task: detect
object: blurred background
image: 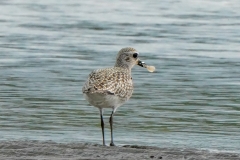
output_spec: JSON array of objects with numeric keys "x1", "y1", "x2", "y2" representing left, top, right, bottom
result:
[{"x1": 0, "y1": 0, "x2": 240, "y2": 152}]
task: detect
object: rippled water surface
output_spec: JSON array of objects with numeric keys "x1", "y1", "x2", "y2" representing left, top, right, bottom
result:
[{"x1": 0, "y1": 0, "x2": 240, "y2": 152}]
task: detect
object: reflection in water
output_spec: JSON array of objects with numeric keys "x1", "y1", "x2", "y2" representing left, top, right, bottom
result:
[{"x1": 0, "y1": 0, "x2": 240, "y2": 152}]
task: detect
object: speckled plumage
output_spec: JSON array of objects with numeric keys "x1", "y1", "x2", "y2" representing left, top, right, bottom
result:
[
  {"x1": 82, "y1": 47, "x2": 138, "y2": 112},
  {"x1": 82, "y1": 47, "x2": 141, "y2": 146},
  {"x1": 82, "y1": 67, "x2": 133, "y2": 112},
  {"x1": 82, "y1": 67, "x2": 133, "y2": 99}
]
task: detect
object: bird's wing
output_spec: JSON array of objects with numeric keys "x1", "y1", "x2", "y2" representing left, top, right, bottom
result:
[{"x1": 82, "y1": 67, "x2": 133, "y2": 98}]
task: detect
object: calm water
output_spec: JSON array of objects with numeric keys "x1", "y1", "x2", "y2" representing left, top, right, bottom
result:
[{"x1": 0, "y1": 0, "x2": 240, "y2": 152}]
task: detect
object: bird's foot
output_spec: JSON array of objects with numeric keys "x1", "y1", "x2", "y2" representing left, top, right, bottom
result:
[{"x1": 110, "y1": 142, "x2": 115, "y2": 146}]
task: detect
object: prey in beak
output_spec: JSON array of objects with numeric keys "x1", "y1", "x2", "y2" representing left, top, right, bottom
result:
[{"x1": 137, "y1": 60, "x2": 155, "y2": 72}]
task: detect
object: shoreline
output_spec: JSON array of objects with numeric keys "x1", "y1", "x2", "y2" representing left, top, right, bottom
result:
[{"x1": 0, "y1": 141, "x2": 240, "y2": 160}]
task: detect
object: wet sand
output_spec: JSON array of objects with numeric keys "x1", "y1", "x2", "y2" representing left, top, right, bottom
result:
[{"x1": 0, "y1": 141, "x2": 239, "y2": 160}]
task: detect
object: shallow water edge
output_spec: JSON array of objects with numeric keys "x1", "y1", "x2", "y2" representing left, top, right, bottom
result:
[{"x1": 0, "y1": 141, "x2": 239, "y2": 160}]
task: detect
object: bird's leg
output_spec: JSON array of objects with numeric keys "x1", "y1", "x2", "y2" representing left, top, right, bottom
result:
[
  {"x1": 109, "y1": 111, "x2": 115, "y2": 146},
  {"x1": 100, "y1": 109, "x2": 106, "y2": 146}
]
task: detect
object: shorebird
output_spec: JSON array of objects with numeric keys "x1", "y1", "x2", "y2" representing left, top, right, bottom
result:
[{"x1": 82, "y1": 47, "x2": 155, "y2": 146}]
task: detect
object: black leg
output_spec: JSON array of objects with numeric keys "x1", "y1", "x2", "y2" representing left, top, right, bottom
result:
[
  {"x1": 109, "y1": 111, "x2": 115, "y2": 146},
  {"x1": 100, "y1": 109, "x2": 106, "y2": 146}
]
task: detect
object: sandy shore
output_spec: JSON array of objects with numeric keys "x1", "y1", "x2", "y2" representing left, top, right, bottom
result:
[{"x1": 0, "y1": 141, "x2": 239, "y2": 160}]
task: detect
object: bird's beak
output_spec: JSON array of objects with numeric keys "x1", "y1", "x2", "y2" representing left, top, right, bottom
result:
[{"x1": 137, "y1": 60, "x2": 147, "y2": 68}]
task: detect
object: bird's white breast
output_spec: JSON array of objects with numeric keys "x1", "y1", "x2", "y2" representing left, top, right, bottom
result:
[{"x1": 84, "y1": 92, "x2": 127, "y2": 110}]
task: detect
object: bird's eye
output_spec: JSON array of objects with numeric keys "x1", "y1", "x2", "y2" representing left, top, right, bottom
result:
[{"x1": 133, "y1": 53, "x2": 138, "y2": 58}]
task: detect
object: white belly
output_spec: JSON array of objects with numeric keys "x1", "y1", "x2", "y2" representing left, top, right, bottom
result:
[{"x1": 84, "y1": 93, "x2": 128, "y2": 111}]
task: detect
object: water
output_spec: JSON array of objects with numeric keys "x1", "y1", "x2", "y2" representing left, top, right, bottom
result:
[{"x1": 0, "y1": 0, "x2": 240, "y2": 153}]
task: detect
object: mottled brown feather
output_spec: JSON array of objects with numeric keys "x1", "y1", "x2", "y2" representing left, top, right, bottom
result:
[{"x1": 82, "y1": 67, "x2": 133, "y2": 99}]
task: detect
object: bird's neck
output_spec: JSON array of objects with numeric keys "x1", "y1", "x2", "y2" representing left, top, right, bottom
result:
[{"x1": 114, "y1": 62, "x2": 132, "y2": 73}]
